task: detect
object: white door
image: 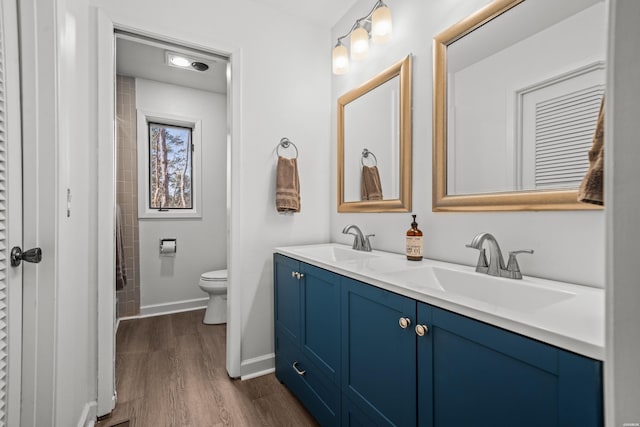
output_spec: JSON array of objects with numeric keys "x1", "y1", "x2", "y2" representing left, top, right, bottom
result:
[{"x1": 1, "y1": 0, "x2": 27, "y2": 425}]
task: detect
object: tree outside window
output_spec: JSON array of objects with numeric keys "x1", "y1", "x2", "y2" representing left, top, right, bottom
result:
[{"x1": 149, "y1": 123, "x2": 193, "y2": 209}]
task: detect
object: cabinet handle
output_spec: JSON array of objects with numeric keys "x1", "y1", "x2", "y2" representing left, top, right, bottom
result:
[
  {"x1": 415, "y1": 324, "x2": 429, "y2": 337},
  {"x1": 298, "y1": 273, "x2": 304, "y2": 279},
  {"x1": 292, "y1": 361, "x2": 306, "y2": 376},
  {"x1": 398, "y1": 317, "x2": 411, "y2": 329},
  {"x1": 291, "y1": 271, "x2": 297, "y2": 278}
]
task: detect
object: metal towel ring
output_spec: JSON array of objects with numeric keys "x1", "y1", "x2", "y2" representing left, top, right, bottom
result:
[
  {"x1": 277, "y1": 137, "x2": 299, "y2": 159},
  {"x1": 361, "y1": 148, "x2": 378, "y2": 167}
]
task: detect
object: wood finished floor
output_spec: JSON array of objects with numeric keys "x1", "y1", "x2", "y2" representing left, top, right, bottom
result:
[{"x1": 97, "y1": 310, "x2": 319, "y2": 427}]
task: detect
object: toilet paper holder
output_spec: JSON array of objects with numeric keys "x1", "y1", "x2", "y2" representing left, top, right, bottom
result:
[{"x1": 160, "y1": 238, "x2": 177, "y2": 256}]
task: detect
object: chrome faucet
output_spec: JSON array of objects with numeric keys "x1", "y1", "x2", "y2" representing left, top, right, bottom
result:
[
  {"x1": 465, "y1": 232, "x2": 533, "y2": 279},
  {"x1": 342, "y1": 225, "x2": 375, "y2": 252}
]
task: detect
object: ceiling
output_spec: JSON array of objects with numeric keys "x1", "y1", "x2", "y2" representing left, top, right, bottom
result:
[
  {"x1": 115, "y1": 1, "x2": 359, "y2": 92},
  {"x1": 116, "y1": 36, "x2": 229, "y2": 94},
  {"x1": 255, "y1": 0, "x2": 358, "y2": 27}
]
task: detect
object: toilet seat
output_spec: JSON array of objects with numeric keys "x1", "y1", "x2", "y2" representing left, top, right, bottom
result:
[{"x1": 200, "y1": 269, "x2": 227, "y2": 282}]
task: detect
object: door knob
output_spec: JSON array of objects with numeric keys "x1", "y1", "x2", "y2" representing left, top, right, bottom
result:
[
  {"x1": 415, "y1": 324, "x2": 429, "y2": 337},
  {"x1": 398, "y1": 317, "x2": 411, "y2": 329},
  {"x1": 10, "y1": 246, "x2": 43, "y2": 267}
]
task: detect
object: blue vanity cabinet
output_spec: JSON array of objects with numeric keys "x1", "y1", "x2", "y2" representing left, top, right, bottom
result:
[
  {"x1": 416, "y1": 303, "x2": 603, "y2": 427},
  {"x1": 341, "y1": 277, "x2": 417, "y2": 426},
  {"x1": 274, "y1": 253, "x2": 603, "y2": 427},
  {"x1": 299, "y1": 261, "x2": 342, "y2": 382},
  {"x1": 274, "y1": 254, "x2": 301, "y2": 343},
  {"x1": 273, "y1": 254, "x2": 341, "y2": 425}
]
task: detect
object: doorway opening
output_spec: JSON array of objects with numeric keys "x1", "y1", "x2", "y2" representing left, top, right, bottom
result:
[
  {"x1": 113, "y1": 31, "x2": 229, "y2": 319},
  {"x1": 97, "y1": 24, "x2": 238, "y2": 417}
]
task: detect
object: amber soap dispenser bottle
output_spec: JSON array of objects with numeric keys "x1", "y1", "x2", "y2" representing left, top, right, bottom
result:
[{"x1": 406, "y1": 215, "x2": 423, "y2": 261}]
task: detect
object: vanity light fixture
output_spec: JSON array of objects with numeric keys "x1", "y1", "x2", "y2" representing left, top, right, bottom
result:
[
  {"x1": 332, "y1": 42, "x2": 350, "y2": 75},
  {"x1": 350, "y1": 24, "x2": 370, "y2": 60},
  {"x1": 371, "y1": 3, "x2": 392, "y2": 43},
  {"x1": 332, "y1": 0, "x2": 393, "y2": 75}
]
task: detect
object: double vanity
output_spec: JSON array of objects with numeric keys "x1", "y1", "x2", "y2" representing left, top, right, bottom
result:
[
  {"x1": 309, "y1": 0, "x2": 606, "y2": 422},
  {"x1": 273, "y1": 243, "x2": 604, "y2": 426}
]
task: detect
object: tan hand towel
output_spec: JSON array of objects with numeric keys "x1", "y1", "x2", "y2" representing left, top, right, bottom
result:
[
  {"x1": 578, "y1": 96, "x2": 605, "y2": 206},
  {"x1": 276, "y1": 156, "x2": 301, "y2": 213},
  {"x1": 361, "y1": 165, "x2": 383, "y2": 201}
]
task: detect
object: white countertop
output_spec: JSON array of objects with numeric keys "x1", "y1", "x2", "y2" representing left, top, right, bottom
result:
[{"x1": 275, "y1": 243, "x2": 605, "y2": 361}]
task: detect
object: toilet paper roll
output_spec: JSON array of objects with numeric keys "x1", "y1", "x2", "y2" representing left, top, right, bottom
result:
[{"x1": 160, "y1": 239, "x2": 177, "y2": 256}]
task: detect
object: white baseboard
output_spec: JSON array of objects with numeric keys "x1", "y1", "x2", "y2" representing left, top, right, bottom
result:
[
  {"x1": 240, "y1": 353, "x2": 275, "y2": 380},
  {"x1": 137, "y1": 297, "x2": 208, "y2": 318},
  {"x1": 77, "y1": 401, "x2": 97, "y2": 427},
  {"x1": 241, "y1": 367, "x2": 275, "y2": 380}
]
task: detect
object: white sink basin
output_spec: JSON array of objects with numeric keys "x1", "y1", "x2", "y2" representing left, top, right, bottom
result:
[
  {"x1": 433, "y1": 267, "x2": 576, "y2": 311},
  {"x1": 292, "y1": 244, "x2": 380, "y2": 263},
  {"x1": 383, "y1": 266, "x2": 575, "y2": 312}
]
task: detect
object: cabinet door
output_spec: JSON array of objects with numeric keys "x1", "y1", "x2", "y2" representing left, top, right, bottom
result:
[
  {"x1": 274, "y1": 254, "x2": 300, "y2": 343},
  {"x1": 417, "y1": 303, "x2": 603, "y2": 427},
  {"x1": 300, "y1": 263, "x2": 341, "y2": 383},
  {"x1": 342, "y1": 277, "x2": 417, "y2": 426}
]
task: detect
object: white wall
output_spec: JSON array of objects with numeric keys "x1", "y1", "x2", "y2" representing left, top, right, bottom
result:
[
  {"x1": 56, "y1": 0, "x2": 99, "y2": 422},
  {"x1": 92, "y1": 0, "x2": 332, "y2": 377},
  {"x1": 18, "y1": 0, "x2": 99, "y2": 424},
  {"x1": 331, "y1": 0, "x2": 605, "y2": 289},
  {"x1": 135, "y1": 78, "x2": 227, "y2": 312}
]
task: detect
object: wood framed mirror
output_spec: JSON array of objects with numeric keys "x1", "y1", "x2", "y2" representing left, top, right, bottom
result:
[
  {"x1": 338, "y1": 55, "x2": 412, "y2": 213},
  {"x1": 433, "y1": 0, "x2": 605, "y2": 211}
]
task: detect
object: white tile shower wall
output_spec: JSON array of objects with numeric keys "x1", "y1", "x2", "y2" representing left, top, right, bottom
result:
[
  {"x1": 330, "y1": 0, "x2": 605, "y2": 288},
  {"x1": 135, "y1": 78, "x2": 227, "y2": 310}
]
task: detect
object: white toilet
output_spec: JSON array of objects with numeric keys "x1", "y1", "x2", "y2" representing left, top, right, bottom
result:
[{"x1": 198, "y1": 269, "x2": 227, "y2": 324}]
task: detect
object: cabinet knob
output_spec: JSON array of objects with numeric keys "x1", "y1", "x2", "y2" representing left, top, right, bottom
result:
[
  {"x1": 398, "y1": 317, "x2": 411, "y2": 329},
  {"x1": 292, "y1": 361, "x2": 306, "y2": 376},
  {"x1": 291, "y1": 271, "x2": 297, "y2": 278},
  {"x1": 298, "y1": 273, "x2": 304, "y2": 279},
  {"x1": 415, "y1": 324, "x2": 429, "y2": 337}
]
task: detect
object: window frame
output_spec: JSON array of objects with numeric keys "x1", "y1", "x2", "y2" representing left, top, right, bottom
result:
[
  {"x1": 137, "y1": 109, "x2": 202, "y2": 218},
  {"x1": 147, "y1": 121, "x2": 194, "y2": 210}
]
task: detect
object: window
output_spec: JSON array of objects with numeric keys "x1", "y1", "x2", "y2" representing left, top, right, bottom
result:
[
  {"x1": 148, "y1": 122, "x2": 193, "y2": 209},
  {"x1": 137, "y1": 110, "x2": 202, "y2": 218}
]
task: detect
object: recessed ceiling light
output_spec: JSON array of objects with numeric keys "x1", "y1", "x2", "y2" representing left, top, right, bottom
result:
[
  {"x1": 166, "y1": 51, "x2": 213, "y2": 72},
  {"x1": 169, "y1": 55, "x2": 191, "y2": 67}
]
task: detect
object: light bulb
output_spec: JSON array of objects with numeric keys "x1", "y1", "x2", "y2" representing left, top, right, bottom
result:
[
  {"x1": 372, "y1": 5, "x2": 392, "y2": 44},
  {"x1": 332, "y1": 44, "x2": 349, "y2": 75},
  {"x1": 169, "y1": 55, "x2": 191, "y2": 67},
  {"x1": 350, "y1": 26, "x2": 369, "y2": 60}
]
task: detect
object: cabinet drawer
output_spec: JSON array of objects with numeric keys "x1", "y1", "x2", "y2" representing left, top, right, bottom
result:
[{"x1": 276, "y1": 332, "x2": 340, "y2": 426}]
